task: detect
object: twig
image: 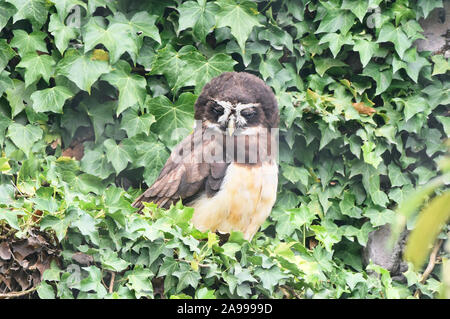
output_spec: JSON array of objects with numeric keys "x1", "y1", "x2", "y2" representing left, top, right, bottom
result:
[
  {"x1": 109, "y1": 272, "x2": 116, "y2": 294},
  {"x1": 414, "y1": 239, "x2": 443, "y2": 298},
  {"x1": 0, "y1": 287, "x2": 37, "y2": 299}
]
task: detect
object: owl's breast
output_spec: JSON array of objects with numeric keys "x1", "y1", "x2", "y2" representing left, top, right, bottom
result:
[{"x1": 190, "y1": 161, "x2": 278, "y2": 240}]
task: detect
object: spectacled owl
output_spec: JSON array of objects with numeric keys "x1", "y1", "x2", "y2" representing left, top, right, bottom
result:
[{"x1": 132, "y1": 72, "x2": 279, "y2": 240}]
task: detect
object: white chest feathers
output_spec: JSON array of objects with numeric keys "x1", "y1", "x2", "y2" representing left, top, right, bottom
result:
[{"x1": 190, "y1": 162, "x2": 278, "y2": 240}]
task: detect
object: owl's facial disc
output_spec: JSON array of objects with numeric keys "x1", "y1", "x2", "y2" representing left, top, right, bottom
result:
[{"x1": 212, "y1": 99, "x2": 260, "y2": 135}]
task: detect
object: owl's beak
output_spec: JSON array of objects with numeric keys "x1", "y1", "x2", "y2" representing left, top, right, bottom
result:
[{"x1": 227, "y1": 119, "x2": 235, "y2": 136}]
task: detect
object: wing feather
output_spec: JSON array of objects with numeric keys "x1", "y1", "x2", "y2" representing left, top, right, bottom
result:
[{"x1": 132, "y1": 128, "x2": 229, "y2": 211}]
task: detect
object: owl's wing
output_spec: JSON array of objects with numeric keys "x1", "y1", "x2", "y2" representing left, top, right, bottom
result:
[{"x1": 132, "y1": 129, "x2": 228, "y2": 211}]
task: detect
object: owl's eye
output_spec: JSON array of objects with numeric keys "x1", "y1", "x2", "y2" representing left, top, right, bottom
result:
[
  {"x1": 211, "y1": 104, "x2": 224, "y2": 115},
  {"x1": 241, "y1": 108, "x2": 256, "y2": 119}
]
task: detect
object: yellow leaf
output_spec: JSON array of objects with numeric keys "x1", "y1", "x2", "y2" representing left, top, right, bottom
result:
[{"x1": 405, "y1": 191, "x2": 450, "y2": 269}]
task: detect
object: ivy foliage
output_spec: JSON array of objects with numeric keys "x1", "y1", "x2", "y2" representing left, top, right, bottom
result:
[{"x1": 0, "y1": 0, "x2": 449, "y2": 299}]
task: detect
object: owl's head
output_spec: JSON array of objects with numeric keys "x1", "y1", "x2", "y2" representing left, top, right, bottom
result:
[{"x1": 194, "y1": 72, "x2": 279, "y2": 135}]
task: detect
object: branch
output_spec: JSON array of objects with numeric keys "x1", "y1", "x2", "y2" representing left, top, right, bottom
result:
[{"x1": 0, "y1": 287, "x2": 37, "y2": 299}]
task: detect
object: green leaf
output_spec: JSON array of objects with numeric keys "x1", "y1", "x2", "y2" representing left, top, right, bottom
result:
[
  {"x1": 376, "y1": 23, "x2": 411, "y2": 59},
  {"x1": 37, "y1": 282, "x2": 55, "y2": 299},
  {"x1": 151, "y1": 44, "x2": 195, "y2": 88},
  {"x1": 5, "y1": 0, "x2": 48, "y2": 29},
  {"x1": 318, "y1": 32, "x2": 354, "y2": 58},
  {"x1": 341, "y1": 0, "x2": 369, "y2": 22},
  {"x1": 53, "y1": 0, "x2": 86, "y2": 21},
  {"x1": 5, "y1": 79, "x2": 36, "y2": 117},
  {"x1": 83, "y1": 16, "x2": 138, "y2": 64},
  {"x1": 80, "y1": 146, "x2": 114, "y2": 179},
  {"x1": 104, "y1": 139, "x2": 132, "y2": 174},
  {"x1": 102, "y1": 60, "x2": 147, "y2": 115},
  {"x1": 0, "y1": 2, "x2": 16, "y2": 32},
  {"x1": 128, "y1": 11, "x2": 161, "y2": 44},
  {"x1": 417, "y1": 0, "x2": 443, "y2": 18},
  {"x1": 147, "y1": 93, "x2": 195, "y2": 147},
  {"x1": 362, "y1": 62, "x2": 392, "y2": 95},
  {"x1": 353, "y1": 39, "x2": 379, "y2": 67},
  {"x1": 17, "y1": 53, "x2": 55, "y2": 87},
  {"x1": 173, "y1": 264, "x2": 201, "y2": 292},
  {"x1": 281, "y1": 163, "x2": 309, "y2": 186},
  {"x1": 57, "y1": 49, "x2": 111, "y2": 93},
  {"x1": 0, "y1": 39, "x2": 15, "y2": 72},
  {"x1": 7, "y1": 123, "x2": 43, "y2": 155},
  {"x1": 316, "y1": 9, "x2": 355, "y2": 36},
  {"x1": 216, "y1": 0, "x2": 261, "y2": 51},
  {"x1": 100, "y1": 250, "x2": 130, "y2": 272},
  {"x1": 30, "y1": 86, "x2": 73, "y2": 113},
  {"x1": 177, "y1": 0, "x2": 219, "y2": 42},
  {"x1": 48, "y1": 13, "x2": 79, "y2": 55},
  {"x1": 176, "y1": 51, "x2": 237, "y2": 93},
  {"x1": 120, "y1": 109, "x2": 155, "y2": 138},
  {"x1": 10, "y1": 30, "x2": 48, "y2": 57},
  {"x1": 431, "y1": 55, "x2": 449, "y2": 76},
  {"x1": 0, "y1": 208, "x2": 22, "y2": 230},
  {"x1": 313, "y1": 57, "x2": 347, "y2": 77},
  {"x1": 126, "y1": 266, "x2": 154, "y2": 298},
  {"x1": 362, "y1": 165, "x2": 389, "y2": 207}
]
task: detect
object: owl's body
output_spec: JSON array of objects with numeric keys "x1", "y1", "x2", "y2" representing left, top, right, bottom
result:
[
  {"x1": 132, "y1": 72, "x2": 279, "y2": 240},
  {"x1": 191, "y1": 161, "x2": 278, "y2": 239}
]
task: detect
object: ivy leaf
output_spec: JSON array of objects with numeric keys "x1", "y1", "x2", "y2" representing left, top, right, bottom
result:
[
  {"x1": 216, "y1": 0, "x2": 261, "y2": 52},
  {"x1": 431, "y1": 55, "x2": 449, "y2": 76},
  {"x1": 313, "y1": 57, "x2": 347, "y2": 77},
  {"x1": 104, "y1": 139, "x2": 132, "y2": 174},
  {"x1": 177, "y1": 0, "x2": 219, "y2": 42},
  {"x1": 417, "y1": 0, "x2": 443, "y2": 18},
  {"x1": 80, "y1": 98, "x2": 115, "y2": 141},
  {"x1": 102, "y1": 60, "x2": 147, "y2": 115},
  {"x1": 126, "y1": 266, "x2": 154, "y2": 298},
  {"x1": 17, "y1": 53, "x2": 55, "y2": 87},
  {"x1": 120, "y1": 109, "x2": 155, "y2": 138},
  {"x1": 5, "y1": 0, "x2": 48, "y2": 29},
  {"x1": 5, "y1": 79, "x2": 35, "y2": 118},
  {"x1": 147, "y1": 93, "x2": 195, "y2": 147},
  {"x1": 7, "y1": 123, "x2": 43, "y2": 155},
  {"x1": 0, "y1": 2, "x2": 16, "y2": 32},
  {"x1": 150, "y1": 44, "x2": 194, "y2": 88},
  {"x1": 10, "y1": 30, "x2": 48, "y2": 57},
  {"x1": 173, "y1": 264, "x2": 201, "y2": 293},
  {"x1": 57, "y1": 49, "x2": 111, "y2": 93},
  {"x1": 53, "y1": 0, "x2": 86, "y2": 21},
  {"x1": 341, "y1": 0, "x2": 369, "y2": 22},
  {"x1": 80, "y1": 146, "x2": 114, "y2": 179},
  {"x1": 280, "y1": 163, "x2": 309, "y2": 186},
  {"x1": 128, "y1": 134, "x2": 169, "y2": 185},
  {"x1": 362, "y1": 165, "x2": 389, "y2": 207},
  {"x1": 353, "y1": 39, "x2": 379, "y2": 67},
  {"x1": 48, "y1": 13, "x2": 79, "y2": 55},
  {"x1": 83, "y1": 17, "x2": 138, "y2": 64},
  {"x1": 0, "y1": 39, "x2": 15, "y2": 72},
  {"x1": 176, "y1": 52, "x2": 237, "y2": 93},
  {"x1": 319, "y1": 32, "x2": 354, "y2": 58},
  {"x1": 30, "y1": 86, "x2": 74, "y2": 113},
  {"x1": 376, "y1": 23, "x2": 411, "y2": 59},
  {"x1": 128, "y1": 11, "x2": 161, "y2": 44},
  {"x1": 388, "y1": 164, "x2": 410, "y2": 187},
  {"x1": 362, "y1": 62, "x2": 392, "y2": 95},
  {"x1": 316, "y1": 9, "x2": 355, "y2": 36}
]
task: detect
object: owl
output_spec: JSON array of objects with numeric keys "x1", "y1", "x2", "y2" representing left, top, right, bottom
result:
[{"x1": 132, "y1": 72, "x2": 279, "y2": 240}]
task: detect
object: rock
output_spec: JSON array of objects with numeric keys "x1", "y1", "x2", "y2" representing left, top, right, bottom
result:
[
  {"x1": 362, "y1": 224, "x2": 409, "y2": 281},
  {"x1": 415, "y1": 2, "x2": 450, "y2": 57}
]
